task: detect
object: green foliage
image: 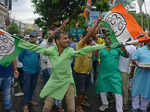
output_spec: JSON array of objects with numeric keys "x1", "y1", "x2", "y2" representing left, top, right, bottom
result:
[
  {"x1": 69, "y1": 13, "x2": 86, "y2": 29},
  {"x1": 24, "y1": 29, "x2": 35, "y2": 35},
  {"x1": 95, "y1": 0, "x2": 110, "y2": 12},
  {"x1": 64, "y1": 0, "x2": 110, "y2": 29},
  {"x1": 7, "y1": 22, "x2": 20, "y2": 35},
  {"x1": 32, "y1": 0, "x2": 110, "y2": 31},
  {"x1": 51, "y1": 0, "x2": 59, "y2": 4},
  {"x1": 32, "y1": 0, "x2": 85, "y2": 29}
]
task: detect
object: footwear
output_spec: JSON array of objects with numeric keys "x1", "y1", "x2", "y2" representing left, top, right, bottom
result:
[
  {"x1": 81, "y1": 99, "x2": 90, "y2": 108},
  {"x1": 77, "y1": 106, "x2": 84, "y2": 112},
  {"x1": 15, "y1": 92, "x2": 24, "y2": 96},
  {"x1": 24, "y1": 106, "x2": 29, "y2": 112},
  {"x1": 98, "y1": 104, "x2": 108, "y2": 111}
]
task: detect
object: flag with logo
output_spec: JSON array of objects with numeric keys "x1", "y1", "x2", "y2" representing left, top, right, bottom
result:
[
  {"x1": 104, "y1": 3, "x2": 150, "y2": 43},
  {"x1": 0, "y1": 29, "x2": 22, "y2": 67}
]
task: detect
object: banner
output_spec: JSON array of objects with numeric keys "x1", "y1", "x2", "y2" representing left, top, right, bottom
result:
[
  {"x1": 104, "y1": 3, "x2": 150, "y2": 43},
  {"x1": 70, "y1": 28, "x2": 85, "y2": 42},
  {"x1": 90, "y1": 11, "x2": 100, "y2": 24}
]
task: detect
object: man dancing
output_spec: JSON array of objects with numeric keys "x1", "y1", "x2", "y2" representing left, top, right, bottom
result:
[{"x1": 18, "y1": 17, "x2": 105, "y2": 112}]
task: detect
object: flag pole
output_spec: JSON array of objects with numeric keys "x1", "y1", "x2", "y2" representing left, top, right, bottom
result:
[
  {"x1": 137, "y1": 0, "x2": 144, "y2": 29},
  {"x1": 141, "y1": 10, "x2": 144, "y2": 29},
  {"x1": 144, "y1": 1, "x2": 149, "y2": 30}
]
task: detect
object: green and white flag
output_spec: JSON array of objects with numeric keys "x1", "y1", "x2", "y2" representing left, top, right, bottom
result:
[{"x1": 0, "y1": 29, "x2": 22, "y2": 67}]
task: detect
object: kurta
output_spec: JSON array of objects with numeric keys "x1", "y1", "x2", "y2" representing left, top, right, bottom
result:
[
  {"x1": 96, "y1": 48, "x2": 125, "y2": 94},
  {"x1": 132, "y1": 46, "x2": 150, "y2": 99},
  {"x1": 18, "y1": 39, "x2": 105, "y2": 100}
]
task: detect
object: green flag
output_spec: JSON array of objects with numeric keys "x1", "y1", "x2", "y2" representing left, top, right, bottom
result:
[
  {"x1": 0, "y1": 29, "x2": 22, "y2": 67},
  {"x1": 99, "y1": 21, "x2": 123, "y2": 48}
]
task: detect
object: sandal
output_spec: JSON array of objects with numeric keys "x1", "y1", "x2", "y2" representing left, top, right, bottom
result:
[
  {"x1": 81, "y1": 99, "x2": 90, "y2": 108},
  {"x1": 98, "y1": 104, "x2": 108, "y2": 111}
]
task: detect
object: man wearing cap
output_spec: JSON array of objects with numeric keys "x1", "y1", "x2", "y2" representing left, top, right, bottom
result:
[{"x1": 18, "y1": 32, "x2": 40, "y2": 112}]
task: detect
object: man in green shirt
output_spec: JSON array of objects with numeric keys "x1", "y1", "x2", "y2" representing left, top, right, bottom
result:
[
  {"x1": 18, "y1": 17, "x2": 104, "y2": 112},
  {"x1": 96, "y1": 38, "x2": 128, "y2": 112}
]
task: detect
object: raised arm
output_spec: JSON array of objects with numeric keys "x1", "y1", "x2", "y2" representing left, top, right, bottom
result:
[
  {"x1": 56, "y1": 18, "x2": 69, "y2": 32},
  {"x1": 82, "y1": 16, "x2": 102, "y2": 43},
  {"x1": 50, "y1": 18, "x2": 70, "y2": 37},
  {"x1": 73, "y1": 44, "x2": 105, "y2": 57}
]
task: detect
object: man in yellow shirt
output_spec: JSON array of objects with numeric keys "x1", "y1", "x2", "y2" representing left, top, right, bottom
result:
[{"x1": 74, "y1": 25, "x2": 99, "y2": 112}]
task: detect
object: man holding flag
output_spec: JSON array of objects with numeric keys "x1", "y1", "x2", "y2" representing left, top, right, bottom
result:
[{"x1": 96, "y1": 1, "x2": 150, "y2": 112}]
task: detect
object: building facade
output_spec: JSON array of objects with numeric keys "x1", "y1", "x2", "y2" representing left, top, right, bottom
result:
[{"x1": 0, "y1": 0, "x2": 12, "y2": 29}]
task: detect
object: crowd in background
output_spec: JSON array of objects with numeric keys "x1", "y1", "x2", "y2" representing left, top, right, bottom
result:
[{"x1": 0, "y1": 18, "x2": 150, "y2": 112}]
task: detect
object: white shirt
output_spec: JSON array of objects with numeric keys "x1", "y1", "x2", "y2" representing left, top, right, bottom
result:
[
  {"x1": 40, "y1": 39, "x2": 55, "y2": 70},
  {"x1": 119, "y1": 45, "x2": 136, "y2": 73}
]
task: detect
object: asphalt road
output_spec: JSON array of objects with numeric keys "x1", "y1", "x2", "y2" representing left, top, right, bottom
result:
[{"x1": 0, "y1": 76, "x2": 150, "y2": 112}]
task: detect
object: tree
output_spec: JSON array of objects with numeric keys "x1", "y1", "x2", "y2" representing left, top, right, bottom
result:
[
  {"x1": 95, "y1": 0, "x2": 110, "y2": 12},
  {"x1": 32, "y1": 0, "x2": 85, "y2": 28},
  {"x1": 32, "y1": 0, "x2": 110, "y2": 30},
  {"x1": 7, "y1": 22, "x2": 20, "y2": 35}
]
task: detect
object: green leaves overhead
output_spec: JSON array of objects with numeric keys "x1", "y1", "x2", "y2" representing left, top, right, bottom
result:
[{"x1": 32, "y1": 0, "x2": 110, "y2": 30}]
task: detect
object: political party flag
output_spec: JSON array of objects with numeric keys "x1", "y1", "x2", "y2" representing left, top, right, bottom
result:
[
  {"x1": 0, "y1": 29, "x2": 22, "y2": 67},
  {"x1": 104, "y1": 3, "x2": 150, "y2": 43}
]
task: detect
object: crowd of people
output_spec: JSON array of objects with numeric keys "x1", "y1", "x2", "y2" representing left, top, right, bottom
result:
[{"x1": 0, "y1": 16, "x2": 150, "y2": 112}]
